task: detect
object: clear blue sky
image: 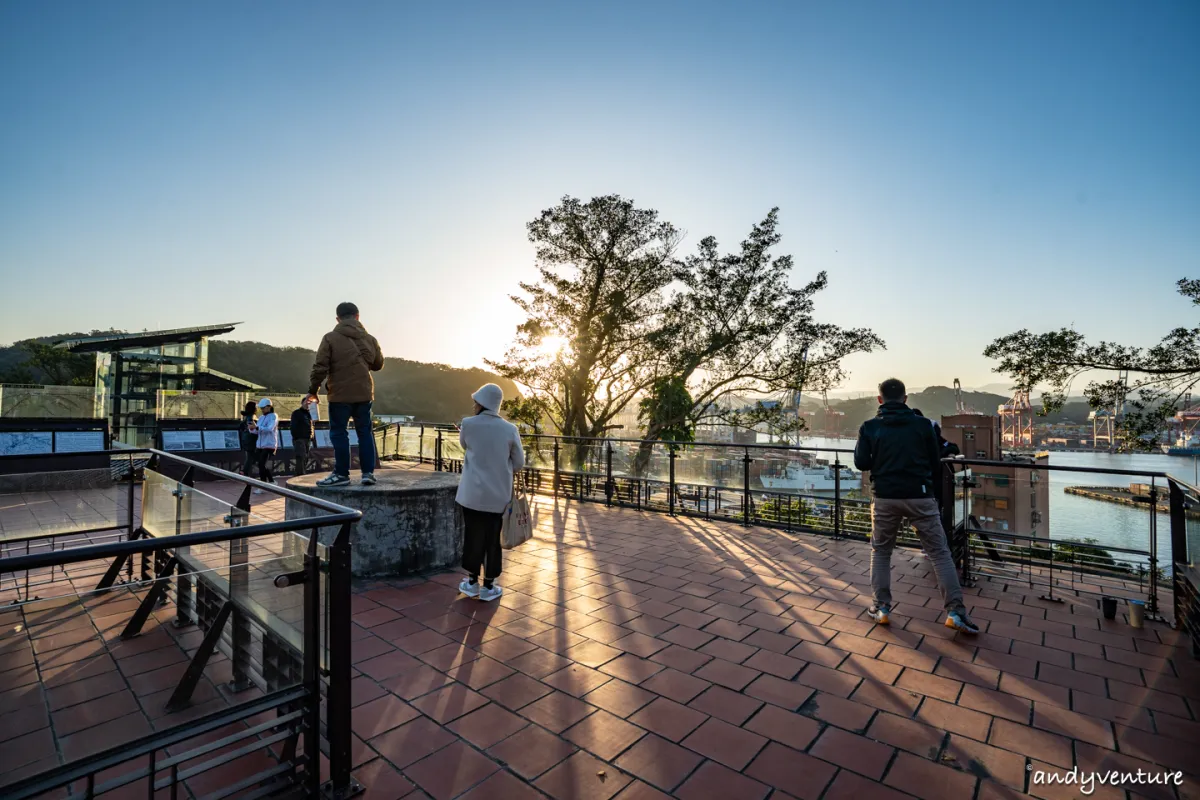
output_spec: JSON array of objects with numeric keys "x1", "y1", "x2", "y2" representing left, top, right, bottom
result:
[{"x1": 1, "y1": 1, "x2": 1196, "y2": 392}]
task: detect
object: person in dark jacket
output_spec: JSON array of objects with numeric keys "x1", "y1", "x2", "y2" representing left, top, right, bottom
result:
[
  {"x1": 855, "y1": 379, "x2": 978, "y2": 634},
  {"x1": 238, "y1": 401, "x2": 257, "y2": 475},
  {"x1": 290, "y1": 398, "x2": 317, "y2": 475}
]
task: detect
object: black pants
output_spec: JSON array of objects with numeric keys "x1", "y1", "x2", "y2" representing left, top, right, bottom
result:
[
  {"x1": 460, "y1": 505, "x2": 503, "y2": 583},
  {"x1": 293, "y1": 440, "x2": 311, "y2": 475},
  {"x1": 256, "y1": 449, "x2": 274, "y2": 484},
  {"x1": 242, "y1": 448, "x2": 256, "y2": 475}
]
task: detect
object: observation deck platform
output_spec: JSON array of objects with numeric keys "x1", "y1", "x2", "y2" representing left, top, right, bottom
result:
[{"x1": 0, "y1": 461, "x2": 1196, "y2": 799}]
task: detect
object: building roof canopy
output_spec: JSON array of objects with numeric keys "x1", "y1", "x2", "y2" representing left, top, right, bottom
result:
[{"x1": 56, "y1": 323, "x2": 242, "y2": 353}]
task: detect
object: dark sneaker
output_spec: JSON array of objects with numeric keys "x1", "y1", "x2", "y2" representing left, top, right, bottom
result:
[
  {"x1": 868, "y1": 605, "x2": 891, "y2": 626},
  {"x1": 316, "y1": 473, "x2": 351, "y2": 487},
  {"x1": 458, "y1": 578, "x2": 480, "y2": 598},
  {"x1": 945, "y1": 609, "x2": 980, "y2": 634},
  {"x1": 361, "y1": 473, "x2": 377, "y2": 486}
]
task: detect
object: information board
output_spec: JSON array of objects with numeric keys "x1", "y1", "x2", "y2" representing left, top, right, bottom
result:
[
  {"x1": 162, "y1": 430, "x2": 204, "y2": 451},
  {"x1": 348, "y1": 429, "x2": 359, "y2": 447},
  {"x1": 0, "y1": 431, "x2": 54, "y2": 456},
  {"x1": 203, "y1": 430, "x2": 241, "y2": 450},
  {"x1": 314, "y1": 430, "x2": 332, "y2": 448},
  {"x1": 53, "y1": 430, "x2": 106, "y2": 453},
  {"x1": 280, "y1": 430, "x2": 293, "y2": 448}
]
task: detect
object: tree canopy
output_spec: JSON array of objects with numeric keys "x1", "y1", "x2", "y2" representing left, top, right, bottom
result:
[
  {"x1": 491, "y1": 196, "x2": 883, "y2": 444},
  {"x1": 984, "y1": 278, "x2": 1200, "y2": 449}
]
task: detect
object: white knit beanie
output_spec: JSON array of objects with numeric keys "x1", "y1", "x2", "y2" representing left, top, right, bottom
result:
[{"x1": 472, "y1": 383, "x2": 504, "y2": 411}]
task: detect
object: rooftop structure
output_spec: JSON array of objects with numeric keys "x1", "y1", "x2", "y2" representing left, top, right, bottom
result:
[{"x1": 54, "y1": 323, "x2": 262, "y2": 446}]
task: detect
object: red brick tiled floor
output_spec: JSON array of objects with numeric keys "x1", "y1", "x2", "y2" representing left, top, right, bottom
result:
[
  {"x1": 323, "y1": 489, "x2": 1198, "y2": 799},
  {"x1": 2, "y1": 472, "x2": 1198, "y2": 798}
]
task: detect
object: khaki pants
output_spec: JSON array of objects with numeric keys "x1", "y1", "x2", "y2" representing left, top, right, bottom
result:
[{"x1": 871, "y1": 497, "x2": 965, "y2": 613}]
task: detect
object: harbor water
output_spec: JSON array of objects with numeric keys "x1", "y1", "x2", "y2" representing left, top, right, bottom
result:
[{"x1": 766, "y1": 435, "x2": 1199, "y2": 569}]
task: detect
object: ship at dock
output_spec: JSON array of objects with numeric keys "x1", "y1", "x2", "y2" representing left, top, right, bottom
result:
[
  {"x1": 759, "y1": 459, "x2": 861, "y2": 493},
  {"x1": 1162, "y1": 433, "x2": 1200, "y2": 457}
]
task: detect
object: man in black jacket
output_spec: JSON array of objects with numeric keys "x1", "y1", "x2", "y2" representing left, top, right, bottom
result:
[
  {"x1": 290, "y1": 398, "x2": 316, "y2": 475},
  {"x1": 855, "y1": 379, "x2": 978, "y2": 634}
]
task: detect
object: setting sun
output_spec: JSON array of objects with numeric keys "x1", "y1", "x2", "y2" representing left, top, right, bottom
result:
[{"x1": 538, "y1": 335, "x2": 568, "y2": 357}]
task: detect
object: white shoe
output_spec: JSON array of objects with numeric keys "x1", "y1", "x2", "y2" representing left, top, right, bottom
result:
[
  {"x1": 478, "y1": 584, "x2": 503, "y2": 602},
  {"x1": 459, "y1": 578, "x2": 480, "y2": 598},
  {"x1": 252, "y1": 488, "x2": 264, "y2": 495}
]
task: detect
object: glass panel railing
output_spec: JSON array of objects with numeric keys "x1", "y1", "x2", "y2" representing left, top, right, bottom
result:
[{"x1": 0, "y1": 468, "x2": 125, "y2": 542}]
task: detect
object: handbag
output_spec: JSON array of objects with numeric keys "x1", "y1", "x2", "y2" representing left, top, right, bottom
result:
[{"x1": 501, "y1": 487, "x2": 534, "y2": 549}]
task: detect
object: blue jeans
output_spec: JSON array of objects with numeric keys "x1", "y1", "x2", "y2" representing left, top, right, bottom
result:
[{"x1": 329, "y1": 401, "x2": 377, "y2": 477}]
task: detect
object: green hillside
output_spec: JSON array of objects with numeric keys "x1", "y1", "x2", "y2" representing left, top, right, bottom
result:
[
  {"x1": 0, "y1": 334, "x2": 518, "y2": 423},
  {"x1": 207, "y1": 340, "x2": 518, "y2": 422},
  {"x1": 826, "y1": 386, "x2": 1094, "y2": 433}
]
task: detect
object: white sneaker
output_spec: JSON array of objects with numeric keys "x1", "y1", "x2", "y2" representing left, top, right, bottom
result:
[
  {"x1": 252, "y1": 488, "x2": 264, "y2": 495},
  {"x1": 458, "y1": 578, "x2": 480, "y2": 598},
  {"x1": 478, "y1": 584, "x2": 503, "y2": 602}
]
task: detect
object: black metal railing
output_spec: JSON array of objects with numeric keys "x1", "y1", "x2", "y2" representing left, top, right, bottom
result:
[
  {"x1": 0, "y1": 449, "x2": 364, "y2": 800},
  {"x1": 944, "y1": 458, "x2": 1197, "y2": 629},
  {"x1": 388, "y1": 425, "x2": 1198, "y2": 634}
]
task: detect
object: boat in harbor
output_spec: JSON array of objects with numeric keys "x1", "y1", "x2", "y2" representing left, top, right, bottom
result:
[
  {"x1": 760, "y1": 461, "x2": 861, "y2": 492},
  {"x1": 1162, "y1": 433, "x2": 1200, "y2": 457}
]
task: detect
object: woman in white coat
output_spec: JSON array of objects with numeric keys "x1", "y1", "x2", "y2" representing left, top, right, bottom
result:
[{"x1": 456, "y1": 383, "x2": 526, "y2": 601}]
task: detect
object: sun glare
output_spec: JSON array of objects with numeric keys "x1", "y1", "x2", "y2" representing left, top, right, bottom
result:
[{"x1": 538, "y1": 335, "x2": 568, "y2": 357}]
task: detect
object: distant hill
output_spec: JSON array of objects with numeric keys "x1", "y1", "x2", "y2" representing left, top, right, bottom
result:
[
  {"x1": 0, "y1": 333, "x2": 517, "y2": 422},
  {"x1": 207, "y1": 340, "x2": 518, "y2": 421},
  {"x1": 824, "y1": 386, "x2": 1095, "y2": 433}
]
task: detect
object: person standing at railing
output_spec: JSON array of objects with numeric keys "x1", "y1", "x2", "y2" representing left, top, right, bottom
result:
[
  {"x1": 305, "y1": 302, "x2": 384, "y2": 487},
  {"x1": 855, "y1": 379, "x2": 979, "y2": 634},
  {"x1": 290, "y1": 397, "x2": 317, "y2": 475},
  {"x1": 455, "y1": 383, "x2": 525, "y2": 602},
  {"x1": 251, "y1": 397, "x2": 279, "y2": 494},
  {"x1": 238, "y1": 400, "x2": 258, "y2": 476}
]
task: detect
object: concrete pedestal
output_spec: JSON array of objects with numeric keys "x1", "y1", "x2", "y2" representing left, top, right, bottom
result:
[{"x1": 285, "y1": 470, "x2": 463, "y2": 578}]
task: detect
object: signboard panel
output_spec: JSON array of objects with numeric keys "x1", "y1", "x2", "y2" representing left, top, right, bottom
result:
[
  {"x1": 54, "y1": 431, "x2": 106, "y2": 453},
  {"x1": 0, "y1": 432, "x2": 53, "y2": 456},
  {"x1": 162, "y1": 430, "x2": 204, "y2": 451},
  {"x1": 202, "y1": 430, "x2": 241, "y2": 450}
]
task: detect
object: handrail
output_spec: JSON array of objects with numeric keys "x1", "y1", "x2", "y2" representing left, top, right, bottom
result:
[
  {"x1": 146, "y1": 448, "x2": 363, "y2": 515},
  {"x1": 0, "y1": 514, "x2": 358, "y2": 573},
  {"x1": 945, "y1": 456, "x2": 1172, "y2": 480}
]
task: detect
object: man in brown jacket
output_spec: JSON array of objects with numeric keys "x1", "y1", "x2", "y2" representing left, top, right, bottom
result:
[{"x1": 307, "y1": 302, "x2": 385, "y2": 486}]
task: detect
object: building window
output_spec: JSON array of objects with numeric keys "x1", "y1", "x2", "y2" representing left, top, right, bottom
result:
[
  {"x1": 976, "y1": 450, "x2": 988, "y2": 458},
  {"x1": 965, "y1": 432, "x2": 975, "y2": 440},
  {"x1": 1031, "y1": 511, "x2": 1042, "y2": 524},
  {"x1": 993, "y1": 498, "x2": 1009, "y2": 510},
  {"x1": 1030, "y1": 493, "x2": 1037, "y2": 509}
]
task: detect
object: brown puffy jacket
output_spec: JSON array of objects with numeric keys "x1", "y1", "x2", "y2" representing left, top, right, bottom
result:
[{"x1": 307, "y1": 320, "x2": 384, "y2": 403}]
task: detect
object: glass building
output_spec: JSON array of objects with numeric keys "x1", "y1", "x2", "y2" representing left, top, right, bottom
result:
[{"x1": 59, "y1": 323, "x2": 262, "y2": 446}]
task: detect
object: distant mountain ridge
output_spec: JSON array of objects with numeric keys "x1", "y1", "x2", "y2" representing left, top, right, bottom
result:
[{"x1": 0, "y1": 333, "x2": 517, "y2": 422}]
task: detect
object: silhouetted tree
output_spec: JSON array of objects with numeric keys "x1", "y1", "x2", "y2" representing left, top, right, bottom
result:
[{"x1": 984, "y1": 278, "x2": 1200, "y2": 450}]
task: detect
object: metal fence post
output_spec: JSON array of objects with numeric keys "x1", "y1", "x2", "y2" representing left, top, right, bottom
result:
[
  {"x1": 126, "y1": 451, "x2": 136, "y2": 582},
  {"x1": 435, "y1": 429, "x2": 443, "y2": 472},
  {"x1": 1169, "y1": 480, "x2": 1188, "y2": 630},
  {"x1": 742, "y1": 448, "x2": 751, "y2": 526},
  {"x1": 301, "y1": 528, "x2": 322, "y2": 797},
  {"x1": 1147, "y1": 482, "x2": 1160, "y2": 615},
  {"x1": 324, "y1": 522, "x2": 360, "y2": 799},
  {"x1": 605, "y1": 442, "x2": 614, "y2": 507},
  {"x1": 419, "y1": 425, "x2": 425, "y2": 464},
  {"x1": 553, "y1": 439, "x2": 561, "y2": 497},
  {"x1": 834, "y1": 454, "x2": 842, "y2": 539},
  {"x1": 669, "y1": 448, "x2": 677, "y2": 516}
]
